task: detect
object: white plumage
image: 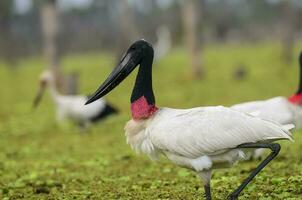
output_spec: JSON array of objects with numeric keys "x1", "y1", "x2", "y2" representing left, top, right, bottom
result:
[
  {"x1": 125, "y1": 106, "x2": 292, "y2": 169},
  {"x1": 232, "y1": 97, "x2": 302, "y2": 127},
  {"x1": 53, "y1": 94, "x2": 106, "y2": 123},
  {"x1": 34, "y1": 70, "x2": 117, "y2": 127},
  {"x1": 231, "y1": 97, "x2": 302, "y2": 159}
]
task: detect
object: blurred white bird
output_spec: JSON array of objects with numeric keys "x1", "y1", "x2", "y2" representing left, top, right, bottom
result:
[
  {"x1": 86, "y1": 40, "x2": 293, "y2": 200},
  {"x1": 231, "y1": 52, "x2": 302, "y2": 159},
  {"x1": 33, "y1": 70, "x2": 118, "y2": 128}
]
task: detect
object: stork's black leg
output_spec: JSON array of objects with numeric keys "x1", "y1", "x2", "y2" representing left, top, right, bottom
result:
[
  {"x1": 199, "y1": 170, "x2": 212, "y2": 200},
  {"x1": 228, "y1": 143, "x2": 281, "y2": 200},
  {"x1": 204, "y1": 184, "x2": 212, "y2": 200}
]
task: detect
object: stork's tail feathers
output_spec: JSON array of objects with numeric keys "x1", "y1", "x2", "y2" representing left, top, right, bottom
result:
[
  {"x1": 283, "y1": 123, "x2": 295, "y2": 140},
  {"x1": 282, "y1": 124, "x2": 295, "y2": 131},
  {"x1": 280, "y1": 123, "x2": 294, "y2": 141},
  {"x1": 265, "y1": 123, "x2": 294, "y2": 142}
]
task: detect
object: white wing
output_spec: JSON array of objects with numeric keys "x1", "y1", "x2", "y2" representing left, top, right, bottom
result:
[
  {"x1": 56, "y1": 95, "x2": 106, "y2": 120},
  {"x1": 231, "y1": 97, "x2": 294, "y2": 125},
  {"x1": 148, "y1": 106, "x2": 292, "y2": 159}
]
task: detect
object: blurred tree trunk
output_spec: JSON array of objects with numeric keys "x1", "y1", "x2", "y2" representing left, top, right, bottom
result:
[
  {"x1": 65, "y1": 72, "x2": 79, "y2": 95},
  {"x1": 0, "y1": 0, "x2": 17, "y2": 68},
  {"x1": 280, "y1": 2, "x2": 296, "y2": 64},
  {"x1": 182, "y1": 0, "x2": 203, "y2": 78},
  {"x1": 116, "y1": 0, "x2": 139, "y2": 61},
  {"x1": 41, "y1": 0, "x2": 64, "y2": 91}
]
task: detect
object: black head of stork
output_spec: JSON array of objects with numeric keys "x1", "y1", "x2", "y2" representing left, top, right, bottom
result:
[
  {"x1": 86, "y1": 39, "x2": 157, "y2": 119},
  {"x1": 33, "y1": 70, "x2": 54, "y2": 108}
]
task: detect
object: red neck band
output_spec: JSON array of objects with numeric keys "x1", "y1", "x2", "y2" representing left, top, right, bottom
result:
[
  {"x1": 131, "y1": 96, "x2": 158, "y2": 120},
  {"x1": 288, "y1": 94, "x2": 302, "y2": 105}
]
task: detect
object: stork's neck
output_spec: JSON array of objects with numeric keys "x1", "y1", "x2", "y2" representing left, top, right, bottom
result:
[
  {"x1": 288, "y1": 94, "x2": 302, "y2": 105},
  {"x1": 296, "y1": 54, "x2": 302, "y2": 94},
  {"x1": 47, "y1": 77, "x2": 61, "y2": 103},
  {"x1": 130, "y1": 52, "x2": 158, "y2": 120},
  {"x1": 288, "y1": 54, "x2": 302, "y2": 105}
]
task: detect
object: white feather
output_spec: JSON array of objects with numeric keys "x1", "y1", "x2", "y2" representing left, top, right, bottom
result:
[
  {"x1": 191, "y1": 156, "x2": 212, "y2": 171},
  {"x1": 231, "y1": 96, "x2": 299, "y2": 159},
  {"x1": 248, "y1": 111, "x2": 261, "y2": 117},
  {"x1": 149, "y1": 107, "x2": 291, "y2": 157},
  {"x1": 55, "y1": 95, "x2": 106, "y2": 122},
  {"x1": 125, "y1": 106, "x2": 292, "y2": 175},
  {"x1": 231, "y1": 97, "x2": 295, "y2": 126}
]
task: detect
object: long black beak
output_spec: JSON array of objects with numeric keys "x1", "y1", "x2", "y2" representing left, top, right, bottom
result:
[
  {"x1": 85, "y1": 49, "x2": 141, "y2": 105},
  {"x1": 33, "y1": 84, "x2": 46, "y2": 109}
]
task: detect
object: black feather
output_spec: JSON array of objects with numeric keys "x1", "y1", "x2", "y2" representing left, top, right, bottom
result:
[{"x1": 89, "y1": 102, "x2": 118, "y2": 122}]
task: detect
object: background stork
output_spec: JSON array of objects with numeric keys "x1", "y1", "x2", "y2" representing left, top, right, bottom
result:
[
  {"x1": 85, "y1": 40, "x2": 293, "y2": 200},
  {"x1": 231, "y1": 52, "x2": 302, "y2": 159},
  {"x1": 33, "y1": 70, "x2": 118, "y2": 129}
]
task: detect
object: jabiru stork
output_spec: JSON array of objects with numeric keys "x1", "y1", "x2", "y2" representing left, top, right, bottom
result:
[
  {"x1": 33, "y1": 70, "x2": 118, "y2": 128},
  {"x1": 85, "y1": 40, "x2": 293, "y2": 200},
  {"x1": 231, "y1": 52, "x2": 302, "y2": 159}
]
